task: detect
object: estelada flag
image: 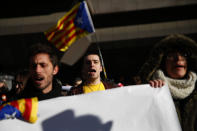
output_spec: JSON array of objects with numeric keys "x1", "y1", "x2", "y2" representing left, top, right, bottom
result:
[
  {"x1": 44, "y1": 1, "x2": 95, "y2": 52},
  {"x1": 0, "y1": 97, "x2": 38, "y2": 123}
]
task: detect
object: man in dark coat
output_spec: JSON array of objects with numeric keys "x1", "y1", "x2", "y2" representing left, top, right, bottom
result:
[{"x1": 18, "y1": 43, "x2": 62, "y2": 101}]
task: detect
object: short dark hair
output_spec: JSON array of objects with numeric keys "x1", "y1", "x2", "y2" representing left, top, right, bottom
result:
[
  {"x1": 83, "y1": 48, "x2": 101, "y2": 62},
  {"x1": 28, "y1": 43, "x2": 59, "y2": 67}
]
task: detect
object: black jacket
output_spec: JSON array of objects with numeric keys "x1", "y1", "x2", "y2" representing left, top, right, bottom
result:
[{"x1": 18, "y1": 79, "x2": 62, "y2": 101}]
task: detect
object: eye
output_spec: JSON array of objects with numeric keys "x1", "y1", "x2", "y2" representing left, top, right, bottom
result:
[
  {"x1": 181, "y1": 52, "x2": 188, "y2": 57},
  {"x1": 30, "y1": 64, "x2": 37, "y2": 69},
  {"x1": 40, "y1": 63, "x2": 47, "y2": 68},
  {"x1": 93, "y1": 60, "x2": 99, "y2": 64},
  {"x1": 85, "y1": 61, "x2": 91, "y2": 65}
]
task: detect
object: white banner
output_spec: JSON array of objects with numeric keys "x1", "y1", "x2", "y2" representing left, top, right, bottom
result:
[{"x1": 0, "y1": 84, "x2": 181, "y2": 131}]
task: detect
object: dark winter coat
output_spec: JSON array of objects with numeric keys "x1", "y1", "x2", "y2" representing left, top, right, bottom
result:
[
  {"x1": 17, "y1": 78, "x2": 63, "y2": 101},
  {"x1": 174, "y1": 84, "x2": 197, "y2": 131},
  {"x1": 134, "y1": 34, "x2": 197, "y2": 131}
]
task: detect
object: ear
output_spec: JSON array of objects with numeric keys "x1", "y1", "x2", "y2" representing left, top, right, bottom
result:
[
  {"x1": 100, "y1": 64, "x2": 103, "y2": 72},
  {"x1": 53, "y1": 65, "x2": 59, "y2": 75}
]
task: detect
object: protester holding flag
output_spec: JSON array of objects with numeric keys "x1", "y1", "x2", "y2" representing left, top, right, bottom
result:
[
  {"x1": 68, "y1": 47, "x2": 163, "y2": 96},
  {"x1": 134, "y1": 34, "x2": 197, "y2": 131},
  {"x1": 17, "y1": 43, "x2": 63, "y2": 101},
  {"x1": 68, "y1": 49, "x2": 119, "y2": 95}
]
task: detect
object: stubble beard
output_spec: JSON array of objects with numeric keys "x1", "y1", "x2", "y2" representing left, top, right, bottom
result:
[{"x1": 34, "y1": 77, "x2": 53, "y2": 93}]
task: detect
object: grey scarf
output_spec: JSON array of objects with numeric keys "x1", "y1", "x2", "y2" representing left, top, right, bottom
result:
[{"x1": 153, "y1": 70, "x2": 197, "y2": 99}]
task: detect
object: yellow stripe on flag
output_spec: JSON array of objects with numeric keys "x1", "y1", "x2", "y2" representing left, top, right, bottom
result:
[
  {"x1": 58, "y1": 28, "x2": 89, "y2": 51},
  {"x1": 3, "y1": 97, "x2": 38, "y2": 123},
  {"x1": 59, "y1": 36, "x2": 77, "y2": 51},
  {"x1": 56, "y1": 30, "x2": 77, "y2": 50},
  {"x1": 44, "y1": 25, "x2": 56, "y2": 37},
  {"x1": 45, "y1": 3, "x2": 80, "y2": 37},
  {"x1": 45, "y1": 8, "x2": 78, "y2": 40},
  {"x1": 58, "y1": 12, "x2": 77, "y2": 30},
  {"x1": 29, "y1": 97, "x2": 38, "y2": 123},
  {"x1": 50, "y1": 21, "x2": 75, "y2": 43},
  {"x1": 45, "y1": 17, "x2": 76, "y2": 41},
  {"x1": 76, "y1": 28, "x2": 89, "y2": 38},
  {"x1": 17, "y1": 98, "x2": 26, "y2": 116},
  {"x1": 57, "y1": 2, "x2": 81, "y2": 27}
]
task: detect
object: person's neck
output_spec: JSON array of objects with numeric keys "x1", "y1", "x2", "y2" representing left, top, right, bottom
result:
[
  {"x1": 42, "y1": 84, "x2": 53, "y2": 94},
  {"x1": 85, "y1": 78, "x2": 101, "y2": 85}
]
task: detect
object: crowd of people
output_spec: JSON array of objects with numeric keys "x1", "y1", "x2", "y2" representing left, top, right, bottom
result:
[{"x1": 0, "y1": 33, "x2": 197, "y2": 131}]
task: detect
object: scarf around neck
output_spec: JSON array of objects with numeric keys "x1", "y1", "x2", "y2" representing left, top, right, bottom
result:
[{"x1": 153, "y1": 70, "x2": 197, "y2": 99}]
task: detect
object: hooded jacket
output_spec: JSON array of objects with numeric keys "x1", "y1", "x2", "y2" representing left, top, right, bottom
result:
[
  {"x1": 136, "y1": 34, "x2": 197, "y2": 83},
  {"x1": 135, "y1": 34, "x2": 197, "y2": 131}
]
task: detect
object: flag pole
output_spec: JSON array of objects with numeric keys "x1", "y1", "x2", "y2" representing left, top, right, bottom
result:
[
  {"x1": 93, "y1": 35, "x2": 108, "y2": 80},
  {"x1": 97, "y1": 43, "x2": 108, "y2": 80}
]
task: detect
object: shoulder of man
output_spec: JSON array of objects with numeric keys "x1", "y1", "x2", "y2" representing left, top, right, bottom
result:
[
  {"x1": 102, "y1": 80, "x2": 120, "y2": 89},
  {"x1": 67, "y1": 84, "x2": 83, "y2": 96}
]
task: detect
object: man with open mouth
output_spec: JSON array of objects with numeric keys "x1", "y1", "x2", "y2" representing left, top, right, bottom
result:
[
  {"x1": 68, "y1": 47, "x2": 164, "y2": 96},
  {"x1": 17, "y1": 43, "x2": 62, "y2": 101},
  {"x1": 68, "y1": 49, "x2": 119, "y2": 95}
]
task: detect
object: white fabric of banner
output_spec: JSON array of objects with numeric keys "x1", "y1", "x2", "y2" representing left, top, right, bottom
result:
[{"x1": 0, "y1": 84, "x2": 182, "y2": 131}]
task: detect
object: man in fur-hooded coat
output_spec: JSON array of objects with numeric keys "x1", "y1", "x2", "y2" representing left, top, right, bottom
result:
[{"x1": 135, "y1": 34, "x2": 197, "y2": 131}]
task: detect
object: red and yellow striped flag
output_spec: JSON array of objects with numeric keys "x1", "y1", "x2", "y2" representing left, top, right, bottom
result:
[
  {"x1": 45, "y1": 1, "x2": 95, "y2": 52},
  {"x1": 0, "y1": 97, "x2": 38, "y2": 123}
]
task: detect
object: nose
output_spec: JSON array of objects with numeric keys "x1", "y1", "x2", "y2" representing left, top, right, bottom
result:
[
  {"x1": 34, "y1": 65, "x2": 42, "y2": 73},
  {"x1": 174, "y1": 54, "x2": 185, "y2": 61},
  {"x1": 89, "y1": 61, "x2": 95, "y2": 67}
]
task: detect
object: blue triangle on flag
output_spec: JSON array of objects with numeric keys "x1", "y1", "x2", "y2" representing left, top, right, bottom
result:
[
  {"x1": 0, "y1": 105, "x2": 22, "y2": 120},
  {"x1": 74, "y1": 1, "x2": 94, "y2": 33}
]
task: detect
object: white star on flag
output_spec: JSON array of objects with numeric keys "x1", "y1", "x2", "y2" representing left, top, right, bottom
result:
[
  {"x1": 4, "y1": 112, "x2": 17, "y2": 119},
  {"x1": 76, "y1": 17, "x2": 83, "y2": 25}
]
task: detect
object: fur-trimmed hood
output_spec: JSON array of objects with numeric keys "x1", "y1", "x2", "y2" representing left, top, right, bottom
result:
[{"x1": 135, "y1": 34, "x2": 197, "y2": 83}]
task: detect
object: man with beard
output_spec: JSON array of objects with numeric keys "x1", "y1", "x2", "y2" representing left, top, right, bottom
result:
[{"x1": 18, "y1": 43, "x2": 62, "y2": 101}]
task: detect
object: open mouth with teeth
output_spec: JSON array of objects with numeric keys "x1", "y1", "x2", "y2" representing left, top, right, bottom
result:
[
  {"x1": 175, "y1": 65, "x2": 185, "y2": 68},
  {"x1": 35, "y1": 77, "x2": 44, "y2": 81},
  {"x1": 34, "y1": 76, "x2": 44, "y2": 84},
  {"x1": 174, "y1": 65, "x2": 186, "y2": 70}
]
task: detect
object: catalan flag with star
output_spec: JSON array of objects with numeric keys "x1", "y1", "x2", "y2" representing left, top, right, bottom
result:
[
  {"x1": 0, "y1": 97, "x2": 38, "y2": 123},
  {"x1": 45, "y1": 1, "x2": 95, "y2": 52}
]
